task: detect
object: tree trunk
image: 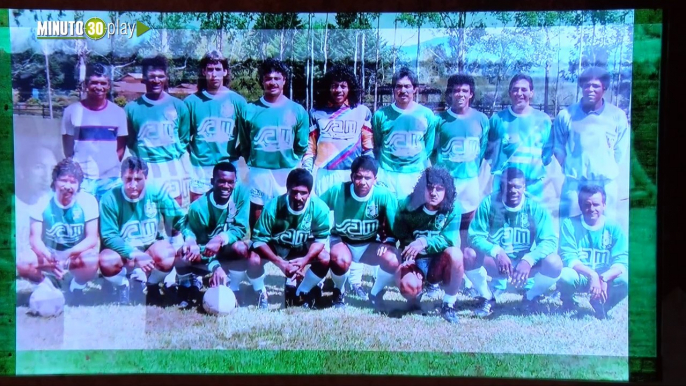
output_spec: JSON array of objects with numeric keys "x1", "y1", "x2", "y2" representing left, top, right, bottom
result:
[
  {"x1": 415, "y1": 25, "x2": 421, "y2": 78},
  {"x1": 492, "y1": 76, "x2": 500, "y2": 110},
  {"x1": 323, "y1": 13, "x2": 329, "y2": 73},
  {"x1": 458, "y1": 12, "x2": 466, "y2": 73},
  {"x1": 543, "y1": 29, "x2": 551, "y2": 114},
  {"x1": 361, "y1": 32, "x2": 366, "y2": 94},
  {"x1": 392, "y1": 19, "x2": 397, "y2": 75},
  {"x1": 375, "y1": 14, "x2": 380, "y2": 110},
  {"x1": 219, "y1": 13, "x2": 224, "y2": 53},
  {"x1": 354, "y1": 32, "x2": 358, "y2": 76},
  {"x1": 43, "y1": 46, "x2": 53, "y2": 119},
  {"x1": 289, "y1": 30, "x2": 295, "y2": 99},
  {"x1": 310, "y1": 13, "x2": 315, "y2": 111},
  {"x1": 576, "y1": 12, "x2": 584, "y2": 102},
  {"x1": 160, "y1": 13, "x2": 169, "y2": 54},
  {"x1": 554, "y1": 24, "x2": 561, "y2": 113},
  {"x1": 280, "y1": 28, "x2": 285, "y2": 61},
  {"x1": 616, "y1": 27, "x2": 624, "y2": 105}
]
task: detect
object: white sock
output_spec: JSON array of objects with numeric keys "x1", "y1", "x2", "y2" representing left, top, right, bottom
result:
[
  {"x1": 296, "y1": 269, "x2": 325, "y2": 296},
  {"x1": 331, "y1": 271, "x2": 348, "y2": 290},
  {"x1": 147, "y1": 269, "x2": 170, "y2": 285},
  {"x1": 463, "y1": 276, "x2": 474, "y2": 289},
  {"x1": 372, "y1": 265, "x2": 380, "y2": 280},
  {"x1": 177, "y1": 272, "x2": 193, "y2": 288},
  {"x1": 104, "y1": 269, "x2": 129, "y2": 287},
  {"x1": 229, "y1": 270, "x2": 247, "y2": 291},
  {"x1": 248, "y1": 273, "x2": 266, "y2": 292},
  {"x1": 69, "y1": 277, "x2": 86, "y2": 292},
  {"x1": 465, "y1": 267, "x2": 493, "y2": 300},
  {"x1": 526, "y1": 273, "x2": 559, "y2": 300},
  {"x1": 164, "y1": 267, "x2": 177, "y2": 287},
  {"x1": 348, "y1": 262, "x2": 364, "y2": 286},
  {"x1": 370, "y1": 268, "x2": 395, "y2": 296},
  {"x1": 131, "y1": 268, "x2": 147, "y2": 283},
  {"x1": 443, "y1": 293, "x2": 458, "y2": 305}
]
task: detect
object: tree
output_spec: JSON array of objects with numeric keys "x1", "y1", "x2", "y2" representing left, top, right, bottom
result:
[{"x1": 396, "y1": 12, "x2": 441, "y2": 79}]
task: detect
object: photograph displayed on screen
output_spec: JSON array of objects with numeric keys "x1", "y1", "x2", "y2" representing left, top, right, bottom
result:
[{"x1": 7, "y1": 8, "x2": 659, "y2": 381}]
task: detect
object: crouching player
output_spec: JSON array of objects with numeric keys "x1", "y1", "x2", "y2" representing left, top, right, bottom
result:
[
  {"x1": 18, "y1": 158, "x2": 100, "y2": 305},
  {"x1": 99, "y1": 156, "x2": 186, "y2": 305},
  {"x1": 250, "y1": 169, "x2": 331, "y2": 309},
  {"x1": 320, "y1": 155, "x2": 400, "y2": 312},
  {"x1": 557, "y1": 184, "x2": 628, "y2": 319},
  {"x1": 395, "y1": 166, "x2": 464, "y2": 323},
  {"x1": 464, "y1": 166, "x2": 562, "y2": 317},
  {"x1": 177, "y1": 162, "x2": 253, "y2": 307}
]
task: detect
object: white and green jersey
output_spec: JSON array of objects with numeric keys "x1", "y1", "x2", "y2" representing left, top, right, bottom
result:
[
  {"x1": 395, "y1": 197, "x2": 462, "y2": 255},
  {"x1": 182, "y1": 184, "x2": 250, "y2": 247},
  {"x1": 125, "y1": 93, "x2": 191, "y2": 163},
  {"x1": 252, "y1": 194, "x2": 330, "y2": 250},
  {"x1": 468, "y1": 193, "x2": 557, "y2": 266},
  {"x1": 372, "y1": 102, "x2": 439, "y2": 173},
  {"x1": 239, "y1": 97, "x2": 310, "y2": 170},
  {"x1": 100, "y1": 185, "x2": 186, "y2": 259},
  {"x1": 559, "y1": 215, "x2": 628, "y2": 273},
  {"x1": 30, "y1": 192, "x2": 99, "y2": 251},
  {"x1": 433, "y1": 108, "x2": 490, "y2": 180},
  {"x1": 184, "y1": 89, "x2": 248, "y2": 166},
  {"x1": 319, "y1": 182, "x2": 398, "y2": 244}
]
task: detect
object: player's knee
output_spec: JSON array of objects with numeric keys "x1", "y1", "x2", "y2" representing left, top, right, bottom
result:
[
  {"x1": 315, "y1": 250, "x2": 330, "y2": 267},
  {"x1": 16, "y1": 250, "x2": 38, "y2": 276},
  {"x1": 444, "y1": 247, "x2": 463, "y2": 269},
  {"x1": 381, "y1": 249, "x2": 400, "y2": 269},
  {"x1": 611, "y1": 270, "x2": 629, "y2": 289},
  {"x1": 99, "y1": 249, "x2": 124, "y2": 275},
  {"x1": 543, "y1": 253, "x2": 563, "y2": 274},
  {"x1": 399, "y1": 272, "x2": 423, "y2": 299},
  {"x1": 557, "y1": 267, "x2": 577, "y2": 293},
  {"x1": 330, "y1": 249, "x2": 351, "y2": 270},
  {"x1": 230, "y1": 241, "x2": 250, "y2": 260},
  {"x1": 462, "y1": 247, "x2": 478, "y2": 269}
]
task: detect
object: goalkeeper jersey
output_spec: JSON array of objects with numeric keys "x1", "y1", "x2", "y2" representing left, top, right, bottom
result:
[
  {"x1": 30, "y1": 192, "x2": 99, "y2": 251},
  {"x1": 182, "y1": 184, "x2": 250, "y2": 247},
  {"x1": 395, "y1": 197, "x2": 462, "y2": 255},
  {"x1": 559, "y1": 215, "x2": 628, "y2": 273},
  {"x1": 433, "y1": 108, "x2": 490, "y2": 180}
]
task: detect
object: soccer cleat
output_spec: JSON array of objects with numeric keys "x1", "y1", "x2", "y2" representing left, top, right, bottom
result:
[
  {"x1": 349, "y1": 284, "x2": 369, "y2": 301},
  {"x1": 424, "y1": 283, "x2": 441, "y2": 298},
  {"x1": 146, "y1": 284, "x2": 165, "y2": 307},
  {"x1": 116, "y1": 283, "x2": 131, "y2": 305},
  {"x1": 301, "y1": 285, "x2": 322, "y2": 310},
  {"x1": 441, "y1": 302, "x2": 459, "y2": 323},
  {"x1": 66, "y1": 288, "x2": 85, "y2": 306},
  {"x1": 589, "y1": 298, "x2": 608, "y2": 320},
  {"x1": 521, "y1": 295, "x2": 546, "y2": 315},
  {"x1": 232, "y1": 289, "x2": 244, "y2": 307},
  {"x1": 369, "y1": 290, "x2": 387, "y2": 313},
  {"x1": 461, "y1": 286, "x2": 480, "y2": 299},
  {"x1": 558, "y1": 296, "x2": 577, "y2": 314},
  {"x1": 474, "y1": 296, "x2": 495, "y2": 318},
  {"x1": 284, "y1": 285, "x2": 298, "y2": 307},
  {"x1": 331, "y1": 288, "x2": 346, "y2": 308},
  {"x1": 257, "y1": 289, "x2": 269, "y2": 309}
]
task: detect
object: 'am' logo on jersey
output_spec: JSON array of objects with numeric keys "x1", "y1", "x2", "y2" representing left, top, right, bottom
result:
[
  {"x1": 414, "y1": 229, "x2": 440, "y2": 240},
  {"x1": 580, "y1": 248, "x2": 611, "y2": 269},
  {"x1": 197, "y1": 118, "x2": 236, "y2": 142},
  {"x1": 139, "y1": 121, "x2": 177, "y2": 146},
  {"x1": 121, "y1": 219, "x2": 158, "y2": 247},
  {"x1": 442, "y1": 137, "x2": 479, "y2": 163},
  {"x1": 336, "y1": 219, "x2": 378, "y2": 240},
  {"x1": 321, "y1": 119, "x2": 359, "y2": 140},
  {"x1": 253, "y1": 126, "x2": 294, "y2": 152},
  {"x1": 492, "y1": 226, "x2": 531, "y2": 253},
  {"x1": 385, "y1": 131, "x2": 424, "y2": 158},
  {"x1": 45, "y1": 223, "x2": 85, "y2": 245},
  {"x1": 275, "y1": 229, "x2": 310, "y2": 247}
]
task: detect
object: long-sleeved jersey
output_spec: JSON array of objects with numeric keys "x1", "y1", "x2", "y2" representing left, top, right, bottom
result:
[
  {"x1": 182, "y1": 184, "x2": 250, "y2": 247},
  {"x1": 395, "y1": 197, "x2": 462, "y2": 255},
  {"x1": 30, "y1": 192, "x2": 99, "y2": 251},
  {"x1": 559, "y1": 215, "x2": 628, "y2": 274},
  {"x1": 432, "y1": 108, "x2": 490, "y2": 180}
]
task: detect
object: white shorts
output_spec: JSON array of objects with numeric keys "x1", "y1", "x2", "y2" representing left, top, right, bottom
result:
[
  {"x1": 189, "y1": 164, "x2": 214, "y2": 195},
  {"x1": 330, "y1": 236, "x2": 373, "y2": 264},
  {"x1": 314, "y1": 168, "x2": 350, "y2": 196},
  {"x1": 147, "y1": 154, "x2": 192, "y2": 206},
  {"x1": 454, "y1": 176, "x2": 482, "y2": 213},
  {"x1": 247, "y1": 167, "x2": 290, "y2": 206},
  {"x1": 377, "y1": 168, "x2": 422, "y2": 200}
]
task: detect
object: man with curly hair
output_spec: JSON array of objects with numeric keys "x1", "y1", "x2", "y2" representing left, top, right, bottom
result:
[{"x1": 395, "y1": 166, "x2": 464, "y2": 323}]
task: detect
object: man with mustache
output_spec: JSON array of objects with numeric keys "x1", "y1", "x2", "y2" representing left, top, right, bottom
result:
[
  {"x1": 62, "y1": 63, "x2": 128, "y2": 201},
  {"x1": 18, "y1": 158, "x2": 100, "y2": 305}
]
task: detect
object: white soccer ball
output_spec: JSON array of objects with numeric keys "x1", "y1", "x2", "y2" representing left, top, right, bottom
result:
[
  {"x1": 29, "y1": 281, "x2": 65, "y2": 317},
  {"x1": 202, "y1": 286, "x2": 237, "y2": 315}
]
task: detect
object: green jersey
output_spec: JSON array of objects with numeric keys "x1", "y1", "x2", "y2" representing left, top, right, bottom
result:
[
  {"x1": 183, "y1": 184, "x2": 250, "y2": 247},
  {"x1": 433, "y1": 108, "x2": 490, "y2": 179},
  {"x1": 372, "y1": 103, "x2": 439, "y2": 173},
  {"x1": 319, "y1": 182, "x2": 398, "y2": 244},
  {"x1": 252, "y1": 194, "x2": 330, "y2": 250},
  {"x1": 239, "y1": 97, "x2": 310, "y2": 170},
  {"x1": 468, "y1": 193, "x2": 557, "y2": 267},
  {"x1": 100, "y1": 186, "x2": 186, "y2": 259},
  {"x1": 395, "y1": 197, "x2": 462, "y2": 255},
  {"x1": 30, "y1": 192, "x2": 99, "y2": 251},
  {"x1": 184, "y1": 89, "x2": 248, "y2": 166},
  {"x1": 559, "y1": 215, "x2": 628, "y2": 273},
  {"x1": 125, "y1": 93, "x2": 191, "y2": 163}
]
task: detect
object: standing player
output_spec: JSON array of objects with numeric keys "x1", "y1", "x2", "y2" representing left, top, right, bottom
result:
[
  {"x1": 321, "y1": 155, "x2": 400, "y2": 312},
  {"x1": 17, "y1": 158, "x2": 100, "y2": 304},
  {"x1": 98, "y1": 156, "x2": 186, "y2": 305},
  {"x1": 302, "y1": 65, "x2": 374, "y2": 299},
  {"x1": 553, "y1": 67, "x2": 630, "y2": 227},
  {"x1": 62, "y1": 63, "x2": 128, "y2": 200},
  {"x1": 237, "y1": 58, "x2": 310, "y2": 230},
  {"x1": 184, "y1": 51, "x2": 248, "y2": 203},
  {"x1": 557, "y1": 184, "x2": 628, "y2": 319},
  {"x1": 464, "y1": 167, "x2": 562, "y2": 317},
  {"x1": 395, "y1": 166, "x2": 464, "y2": 323},
  {"x1": 248, "y1": 169, "x2": 331, "y2": 309},
  {"x1": 177, "y1": 162, "x2": 253, "y2": 306},
  {"x1": 125, "y1": 55, "x2": 192, "y2": 210},
  {"x1": 372, "y1": 67, "x2": 439, "y2": 201}
]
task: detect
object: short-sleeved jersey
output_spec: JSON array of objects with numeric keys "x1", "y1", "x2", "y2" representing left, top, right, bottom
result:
[
  {"x1": 30, "y1": 192, "x2": 99, "y2": 251},
  {"x1": 61, "y1": 101, "x2": 128, "y2": 180},
  {"x1": 125, "y1": 93, "x2": 190, "y2": 163},
  {"x1": 319, "y1": 182, "x2": 397, "y2": 244},
  {"x1": 239, "y1": 97, "x2": 310, "y2": 170},
  {"x1": 184, "y1": 89, "x2": 248, "y2": 166},
  {"x1": 486, "y1": 107, "x2": 553, "y2": 182},
  {"x1": 183, "y1": 184, "x2": 251, "y2": 247},
  {"x1": 559, "y1": 215, "x2": 628, "y2": 272},
  {"x1": 252, "y1": 194, "x2": 330, "y2": 250},
  {"x1": 433, "y1": 108, "x2": 490, "y2": 180},
  {"x1": 302, "y1": 104, "x2": 374, "y2": 172},
  {"x1": 100, "y1": 185, "x2": 186, "y2": 259},
  {"x1": 372, "y1": 103, "x2": 439, "y2": 173},
  {"x1": 395, "y1": 197, "x2": 462, "y2": 255}
]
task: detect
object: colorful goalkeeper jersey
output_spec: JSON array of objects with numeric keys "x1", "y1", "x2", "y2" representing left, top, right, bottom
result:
[
  {"x1": 182, "y1": 184, "x2": 250, "y2": 247},
  {"x1": 395, "y1": 197, "x2": 462, "y2": 255},
  {"x1": 559, "y1": 215, "x2": 628, "y2": 273},
  {"x1": 30, "y1": 192, "x2": 99, "y2": 251},
  {"x1": 433, "y1": 108, "x2": 490, "y2": 180}
]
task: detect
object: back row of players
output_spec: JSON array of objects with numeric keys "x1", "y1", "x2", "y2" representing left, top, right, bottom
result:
[{"x1": 18, "y1": 52, "x2": 630, "y2": 323}]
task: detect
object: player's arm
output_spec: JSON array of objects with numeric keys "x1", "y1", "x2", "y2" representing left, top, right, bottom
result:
[
  {"x1": 293, "y1": 106, "x2": 311, "y2": 158},
  {"x1": 559, "y1": 218, "x2": 596, "y2": 279},
  {"x1": 179, "y1": 205, "x2": 204, "y2": 261},
  {"x1": 430, "y1": 114, "x2": 442, "y2": 165},
  {"x1": 28, "y1": 219, "x2": 52, "y2": 265},
  {"x1": 251, "y1": 202, "x2": 289, "y2": 270},
  {"x1": 295, "y1": 201, "x2": 330, "y2": 267},
  {"x1": 361, "y1": 107, "x2": 374, "y2": 157},
  {"x1": 468, "y1": 197, "x2": 499, "y2": 256},
  {"x1": 223, "y1": 185, "x2": 251, "y2": 244},
  {"x1": 551, "y1": 111, "x2": 569, "y2": 169},
  {"x1": 483, "y1": 114, "x2": 501, "y2": 165},
  {"x1": 423, "y1": 112, "x2": 439, "y2": 164},
  {"x1": 237, "y1": 107, "x2": 252, "y2": 162},
  {"x1": 116, "y1": 108, "x2": 129, "y2": 161},
  {"x1": 371, "y1": 111, "x2": 383, "y2": 160},
  {"x1": 60, "y1": 107, "x2": 75, "y2": 158},
  {"x1": 381, "y1": 192, "x2": 399, "y2": 245},
  {"x1": 540, "y1": 115, "x2": 554, "y2": 166},
  {"x1": 521, "y1": 205, "x2": 558, "y2": 267},
  {"x1": 478, "y1": 113, "x2": 491, "y2": 167},
  {"x1": 423, "y1": 207, "x2": 461, "y2": 255},
  {"x1": 229, "y1": 98, "x2": 248, "y2": 162},
  {"x1": 301, "y1": 111, "x2": 319, "y2": 173},
  {"x1": 99, "y1": 196, "x2": 138, "y2": 260},
  {"x1": 601, "y1": 224, "x2": 629, "y2": 283},
  {"x1": 124, "y1": 104, "x2": 138, "y2": 154},
  {"x1": 177, "y1": 102, "x2": 191, "y2": 152},
  {"x1": 614, "y1": 110, "x2": 631, "y2": 166},
  {"x1": 159, "y1": 191, "x2": 187, "y2": 237}
]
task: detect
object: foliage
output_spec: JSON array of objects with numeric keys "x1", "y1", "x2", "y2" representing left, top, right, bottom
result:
[{"x1": 113, "y1": 95, "x2": 128, "y2": 108}]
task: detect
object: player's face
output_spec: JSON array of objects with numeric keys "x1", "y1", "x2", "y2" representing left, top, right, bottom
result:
[
  {"x1": 25, "y1": 149, "x2": 57, "y2": 193},
  {"x1": 509, "y1": 80, "x2": 533, "y2": 111},
  {"x1": 144, "y1": 68, "x2": 167, "y2": 96},
  {"x1": 203, "y1": 62, "x2": 227, "y2": 91},
  {"x1": 86, "y1": 76, "x2": 110, "y2": 101},
  {"x1": 262, "y1": 71, "x2": 285, "y2": 98},
  {"x1": 425, "y1": 183, "x2": 446, "y2": 210},
  {"x1": 351, "y1": 168, "x2": 376, "y2": 197},
  {"x1": 329, "y1": 81, "x2": 349, "y2": 106},
  {"x1": 122, "y1": 169, "x2": 147, "y2": 200},
  {"x1": 580, "y1": 192, "x2": 605, "y2": 224},
  {"x1": 581, "y1": 79, "x2": 605, "y2": 107},
  {"x1": 393, "y1": 76, "x2": 416, "y2": 106},
  {"x1": 53, "y1": 174, "x2": 79, "y2": 205},
  {"x1": 288, "y1": 185, "x2": 310, "y2": 211},
  {"x1": 450, "y1": 84, "x2": 473, "y2": 111},
  {"x1": 503, "y1": 177, "x2": 526, "y2": 207},
  {"x1": 212, "y1": 170, "x2": 236, "y2": 201}
]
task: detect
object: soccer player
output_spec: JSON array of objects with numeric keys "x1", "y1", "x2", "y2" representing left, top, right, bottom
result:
[
  {"x1": 321, "y1": 155, "x2": 400, "y2": 311},
  {"x1": 62, "y1": 63, "x2": 128, "y2": 200},
  {"x1": 372, "y1": 67, "x2": 439, "y2": 201},
  {"x1": 98, "y1": 156, "x2": 186, "y2": 305},
  {"x1": 395, "y1": 166, "x2": 464, "y2": 323},
  {"x1": 553, "y1": 67, "x2": 630, "y2": 225},
  {"x1": 557, "y1": 184, "x2": 628, "y2": 319},
  {"x1": 177, "y1": 162, "x2": 253, "y2": 307},
  {"x1": 464, "y1": 166, "x2": 562, "y2": 317},
  {"x1": 248, "y1": 169, "x2": 331, "y2": 309},
  {"x1": 184, "y1": 51, "x2": 249, "y2": 203},
  {"x1": 17, "y1": 158, "x2": 100, "y2": 304},
  {"x1": 302, "y1": 65, "x2": 374, "y2": 299},
  {"x1": 125, "y1": 55, "x2": 192, "y2": 210},
  {"x1": 237, "y1": 58, "x2": 310, "y2": 230}
]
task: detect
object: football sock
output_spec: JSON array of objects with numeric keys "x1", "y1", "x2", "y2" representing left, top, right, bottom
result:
[
  {"x1": 69, "y1": 277, "x2": 86, "y2": 292},
  {"x1": 526, "y1": 273, "x2": 559, "y2": 301},
  {"x1": 147, "y1": 269, "x2": 170, "y2": 285},
  {"x1": 176, "y1": 272, "x2": 193, "y2": 288},
  {"x1": 331, "y1": 271, "x2": 348, "y2": 291},
  {"x1": 463, "y1": 276, "x2": 474, "y2": 289},
  {"x1": 370, "y1": 268, "x2": 395, "y2": 297},
  {"x1": 104, "y1": 269, "x2": 129, "y2": 287},
  {"x1": 347, "y1": 262, "x2": 364, "y2": 286},
  {"x1": 248, "y1": 273, "x2": 266, "y2": 293},
  {"x1": 443, "y1": 293, "x2": 458, "y2": 306},
  {"x1": 372, "y1": 265, "x2": 380, "y2": 280},
  {"x1": 164, "y1": 267, "x2": 177, "y2": 287},
  {"x1": 296, "y1": 269, "x2": 325, "y2": 296},
  {"x1": 229, "y1": 270, "x2": 247, "y2": 292},
  {"x1": 130, "y1": 268, "x2": 147, "y2": 283},
  {"x1": 465, "y1": 267, "x2": 493, "y2": 300}
]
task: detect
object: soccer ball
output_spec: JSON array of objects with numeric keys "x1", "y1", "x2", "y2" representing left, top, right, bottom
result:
[
  {"x1": 29, "y1": 280, "x2": 65, "y2": 317},
  {"x1": 202, "y1": 286, "x2": 237, "y2": 315}
]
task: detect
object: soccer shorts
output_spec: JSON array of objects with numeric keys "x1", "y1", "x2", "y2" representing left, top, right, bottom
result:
[
  {"x1": 189, "y1": 164, "x2": 215, "y2": 196},
  {"x1": 475, "y1": 249, "x2": 535, "y2": 291},
  {"x1": 560, "y1": 176, "x2": 619, "y2": 222},
  {"x1": 147, "y1": 154, "x2": 192, "y2": 206},
  {"x1": 314, "y1": 168, "x2": 350, "y2": 196},
  {"x1": 330, "y1": 236, "x2": 378, "y2": 264},
  {"x1": 415, "y1": 254, "x2": 441, "y2": 282},
  {"x1": 454, "y1": 176, "x2": 481, "y2": 214},
  {"x1": 268, "y1": 239, "x2": 330, "y2": 260},
  {"x1": 81, "y1": 177, "x2": 121, "y2": 201},
  {"x1": 377, "y1": 168, "x2": 422, "y2": 200},
  {"x1": 557, "y1": 266, "x2": 628, "y2": 297},
  {"x1": 247, "y1": 167, "x2": 291, "y2": 206}
]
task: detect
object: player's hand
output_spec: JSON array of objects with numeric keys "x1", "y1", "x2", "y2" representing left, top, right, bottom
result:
[
  {"x1": 599, "y1": 278, "x2": 609, "y2": 304},
  {"x1": 210, "y1": 267, "x2": 227, "y2": 287},
  {"x1": 402, "y1": 240, "x2": 424, "y2": 261},
  {"x1": 289, "y1": 257, "x2": 309, "y2": 271},
  {"x1": 276, "y1": 259, "x2": 293, "y2": 277},
  {"x1": 511, "y1": 259, "x2": 531, "y2": 288},
  {"x1": 203, "y1": 236, "x2": 223, "y2": 257},
  {"x1": 180, "y1": 240, "x2": 201, "y2": 262},
  {"x1": 377, "y1": 244, "x2": 388, "y2": 257},
  {"x1": 495, "y1": 251, "x2": 513, "y2": 277},
  {"x1": 132, "y1": 251, "x2": 155, "y2": 274},
  {"x1": 589, "y1": 273, "x2": 602, "y2": 300}
]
